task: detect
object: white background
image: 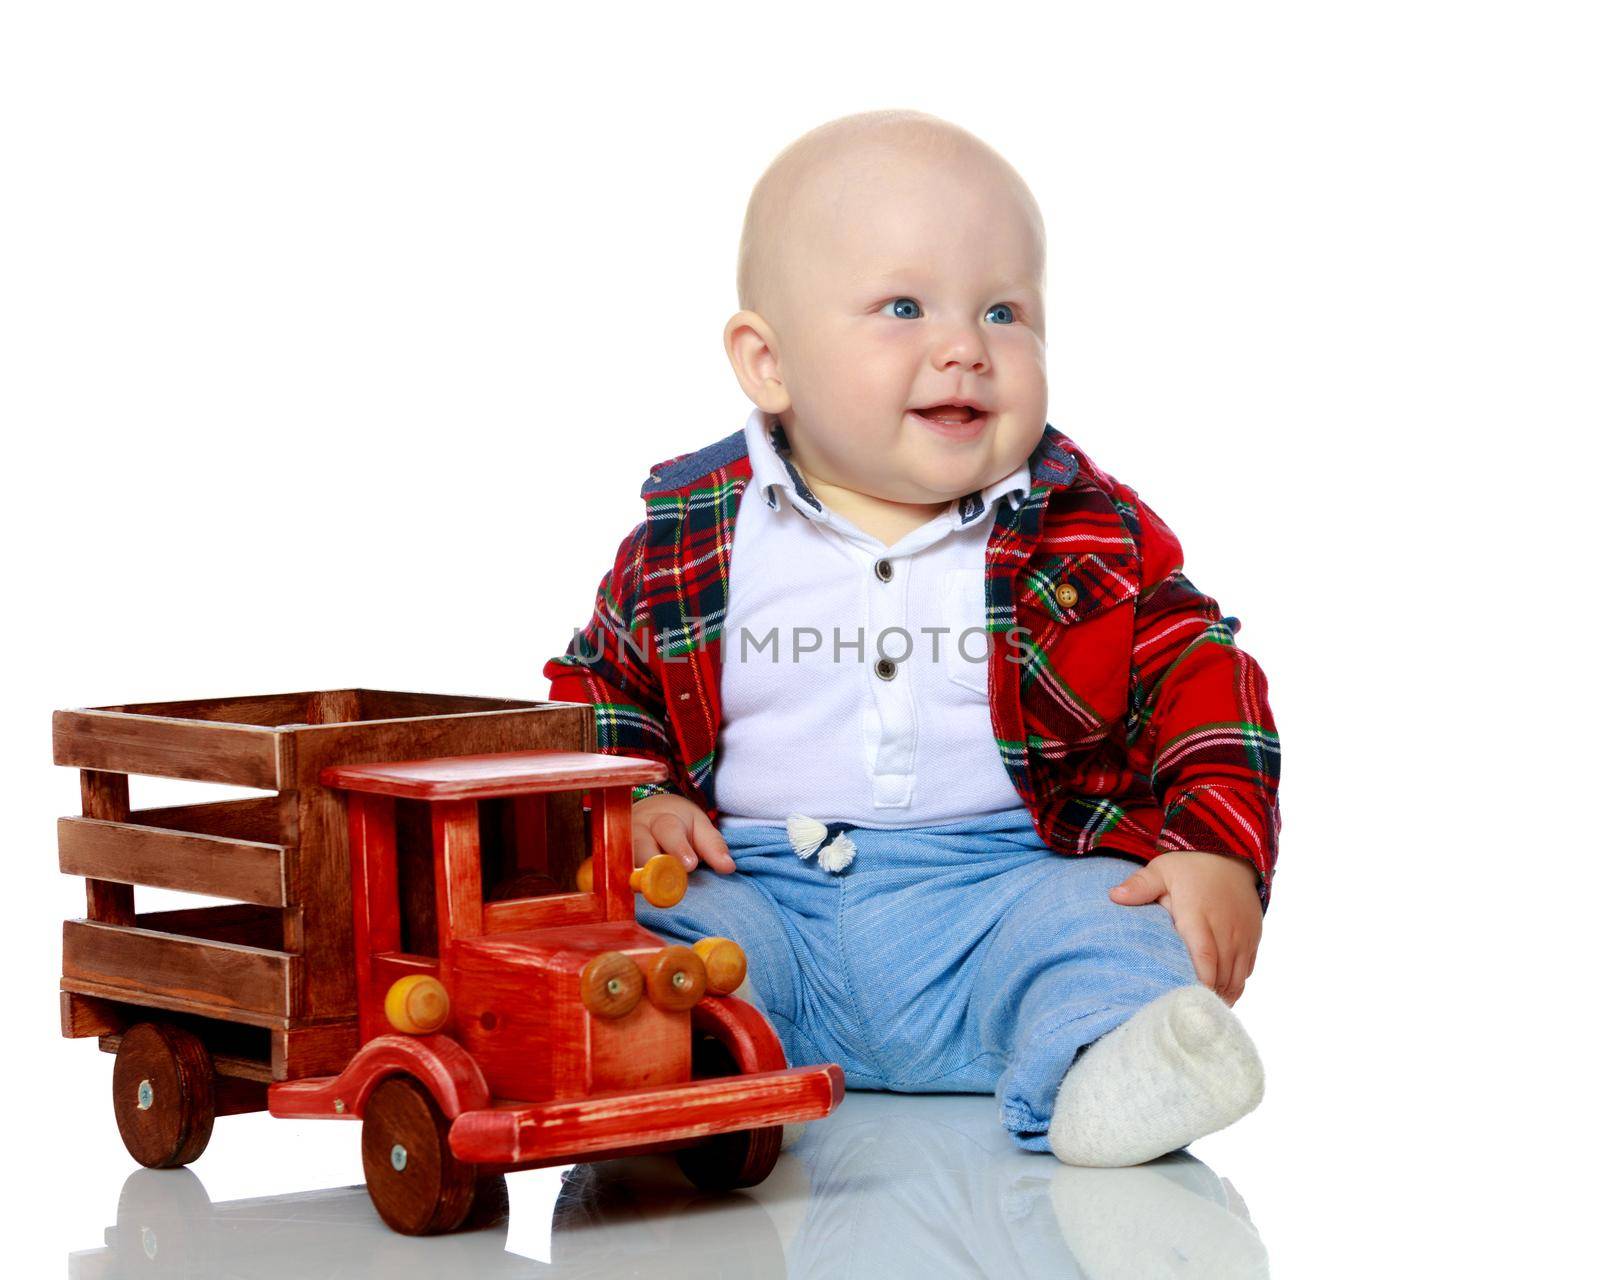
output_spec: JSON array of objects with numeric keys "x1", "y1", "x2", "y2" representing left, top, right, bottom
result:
[{"x1": 4, "y1": 2, "x2": 1595, "y2": 1273}]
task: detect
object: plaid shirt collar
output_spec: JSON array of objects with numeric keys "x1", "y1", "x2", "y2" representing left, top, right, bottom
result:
[{"x1": 742, "y1": 406, "x2": 1032, "y2": 530}]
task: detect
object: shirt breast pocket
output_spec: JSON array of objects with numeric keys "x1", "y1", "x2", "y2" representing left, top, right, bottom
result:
[
  {"x1": 1012, "y1": 552, "x2": 1141, "y2": 733},
  {"x1": 938, "y1": 567, "x2": 992, "y2": 697}
]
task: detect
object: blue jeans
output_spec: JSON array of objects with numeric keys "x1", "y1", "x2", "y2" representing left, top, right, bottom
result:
[{"x1": 636, "y1": 808, "x2": 1196, "y2": 1151}]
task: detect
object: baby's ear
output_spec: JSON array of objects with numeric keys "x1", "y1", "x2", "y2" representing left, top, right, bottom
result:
[{"x1": 723, "y1": 310, "x2": 789, "y2": 413}]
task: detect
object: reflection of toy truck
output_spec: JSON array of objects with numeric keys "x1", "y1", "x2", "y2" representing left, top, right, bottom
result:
[{"x1": 57, "y1": 689, "x2": 843, "y2": 1235}]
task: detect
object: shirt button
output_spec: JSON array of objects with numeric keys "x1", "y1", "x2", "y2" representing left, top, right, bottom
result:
[
  {"x1": 874, "y1": 657, "x2": 898, "y2": 681},
  {"x1": 874, "y1": 558, "x2": 893, "y2": 583},
  {"x1": 1055, "y1": 582, "x2": 1079, "y2": 609}
]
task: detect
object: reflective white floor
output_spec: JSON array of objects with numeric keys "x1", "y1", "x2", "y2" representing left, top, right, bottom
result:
[{"x1": 63, "y1": 1092, "x2": 1267, "y2": 1278}]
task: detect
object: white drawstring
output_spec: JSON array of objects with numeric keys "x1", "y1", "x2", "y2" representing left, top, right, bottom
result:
[{"x1": 786, "y1": 813, "x2": 857, "y2": 873}]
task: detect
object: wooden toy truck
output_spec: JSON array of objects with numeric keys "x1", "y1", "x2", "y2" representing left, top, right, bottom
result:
[{"x1": 57, "y1": 689, "x2": 844, "y2": 1234}]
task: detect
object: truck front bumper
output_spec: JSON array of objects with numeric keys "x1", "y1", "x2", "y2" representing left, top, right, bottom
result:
[{"x1": 448, "y1": 1063, "x2": 845, "y2": 1165}]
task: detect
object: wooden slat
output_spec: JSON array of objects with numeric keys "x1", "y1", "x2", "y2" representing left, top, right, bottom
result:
[
  {"x1": 59, "y1": 978, "x2": 291, "y2": 1030},
  {"x1": 353, "y1": 689, "x2": 542, "y2": 720},
  {"x1": 100, "y1": 691, "x2": 320, "y2": 726},
  {"x1": 54, "y1": 710, "x2": 285, "y2": 788},
  {"x1": 288, "y1": 704, "x2": 593, "y2": 778},
  {"x1": 63, "y1": 920, "x2": 294, "y2": 1021},
  {"x1": 59, "y1": 817, "x2": 289, "y2": 906},
  {"x1": 135, "y1": 902, "x2": 284, "y2": 949},
  {"x1": 80, "y1": 770, "x2": 134, "y2": 924},
  {"x1": 131, "y1": 795, "x2": 292, "y2": 844}
]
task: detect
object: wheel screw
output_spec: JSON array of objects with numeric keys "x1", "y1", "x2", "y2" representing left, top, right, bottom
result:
[
  {"x1": 136, "y1": 1079, "x2": 153, "y2": 1111},
  {"x1": 390, "y1": 1143, "x2": 408, "y2": 1172}
]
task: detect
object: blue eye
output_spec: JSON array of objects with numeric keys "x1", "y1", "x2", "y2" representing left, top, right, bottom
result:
[
  {"x1": 986, "y1": 303, "x2": 1016, "y2": 324},
  {"x1": 882, "y1": 297, "x2": 922, "y2": 319}
]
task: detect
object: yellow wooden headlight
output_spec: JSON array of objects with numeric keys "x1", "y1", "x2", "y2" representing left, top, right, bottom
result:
[{"x1": 384, "y1": 975, "x2": 450, "y2": 1034}]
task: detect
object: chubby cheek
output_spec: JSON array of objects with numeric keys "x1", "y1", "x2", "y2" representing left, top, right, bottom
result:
[
  {"x1": 811, "y1": 338, "x2": 914, "y2": 432},
  {"x1": 994, "y1": 331, "x2": 1048, "y2": 404},
  {"x1": 832, "y1": 329, "x2": 915, "y2": 401}
]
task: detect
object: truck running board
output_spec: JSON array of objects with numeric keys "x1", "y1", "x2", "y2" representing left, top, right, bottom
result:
[{"x1": 449, "y1": 1064, "x2": 845, "y2": 1164}]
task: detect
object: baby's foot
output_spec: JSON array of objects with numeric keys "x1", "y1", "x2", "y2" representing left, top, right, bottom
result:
[{"x1": 1047, "y1": 985, "x2": 1264, "y2": 1167}]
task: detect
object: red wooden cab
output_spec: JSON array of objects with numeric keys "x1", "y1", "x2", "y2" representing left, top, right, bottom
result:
[{"x1": 264, "y1": 749, "x2": 843, "y2": 1233}]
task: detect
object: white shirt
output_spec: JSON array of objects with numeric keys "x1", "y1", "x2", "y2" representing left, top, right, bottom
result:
[{"x1": 714, "y1": 407, "x2": 1034, "y2": 829}]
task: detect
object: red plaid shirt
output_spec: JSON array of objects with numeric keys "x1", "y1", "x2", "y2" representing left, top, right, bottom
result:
[{"x1": 544, "y1": 424, "x2": 1282, "y2": 906}]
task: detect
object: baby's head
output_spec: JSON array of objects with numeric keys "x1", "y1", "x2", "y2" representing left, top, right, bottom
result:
[{"x1": 727, "y1": 110, "x2": 1047, "y2": 511}]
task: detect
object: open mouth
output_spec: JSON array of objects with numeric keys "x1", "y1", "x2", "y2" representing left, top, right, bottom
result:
[{"x1": 910, "y1": 404, "x2": 990, "y2": 434}]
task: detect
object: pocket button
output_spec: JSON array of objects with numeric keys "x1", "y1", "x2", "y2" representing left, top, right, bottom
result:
[{"x1": 1055, "y1": 582, "x2": 1079, "y2": 609}]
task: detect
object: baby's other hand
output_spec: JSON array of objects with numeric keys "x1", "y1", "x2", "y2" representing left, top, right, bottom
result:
[
  {"x1": 1108, "y1": 851, "x2": 1262, "y2": 1005},
  {"x1": 632, "y1": 794, "x2": 735, "y2": 875}
]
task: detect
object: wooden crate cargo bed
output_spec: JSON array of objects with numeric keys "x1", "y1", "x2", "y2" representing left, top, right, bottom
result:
[{"x1": 57, "y1": 689, "x2": 595, "y2": 1079}]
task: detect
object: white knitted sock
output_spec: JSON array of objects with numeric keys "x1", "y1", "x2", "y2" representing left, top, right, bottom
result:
[{"x1": 1047, "y1": 986, "x2": 1264, "y2": 1167}]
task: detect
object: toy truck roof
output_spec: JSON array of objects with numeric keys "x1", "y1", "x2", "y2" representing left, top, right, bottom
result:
[{"x1": 320, "y1": 751, "x2": 666, "y2": 801}]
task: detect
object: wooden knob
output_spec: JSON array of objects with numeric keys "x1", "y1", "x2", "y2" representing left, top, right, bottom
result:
[
  {"x1": 384, "y1": 976, "x2": 450, "y2": 1035},
  {"x1": 580, "y1": 951, "x2": 643, "y2": 1019},
  {"x1": 692, "y1": 937, "x2": 747, "y2": 995},
  {"x1": 630, "y1": 854, "x2": 688, "y2": 908},
  {"x1": 575, "y1": 857, "x2": 594, "y2": 893},
  {"x1": 643, "y1": 946, "x2": 706, "y2": 1011}
]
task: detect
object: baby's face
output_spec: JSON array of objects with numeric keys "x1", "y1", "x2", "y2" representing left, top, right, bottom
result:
[{"x1": 769, "y1": 150, "x2": 1047, "y2": 508}]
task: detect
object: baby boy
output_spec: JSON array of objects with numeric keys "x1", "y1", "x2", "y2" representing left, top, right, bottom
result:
[{"x1": 544, "y1": 110, "x2": 1282, "y2": 1166}]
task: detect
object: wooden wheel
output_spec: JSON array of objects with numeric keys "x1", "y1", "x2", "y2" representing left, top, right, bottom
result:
[
  {"x1": 112, "y1": 1022, "x2": 216, "y2": 1169},
  {"x1": 361, "y1": 1074, "x2": 478, "y2": 1235},
  {"x1": 674, "y1": 1032, "x2": 782, "y2": 1192}
]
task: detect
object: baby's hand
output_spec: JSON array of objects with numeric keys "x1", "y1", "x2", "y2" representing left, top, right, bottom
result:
[
  {"x1": 632, "y1": 794, "x2": 736, "y2": 875},
  {"x1": 1109, "y1": 852, "x2": 1262, "y2": 1005}
]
